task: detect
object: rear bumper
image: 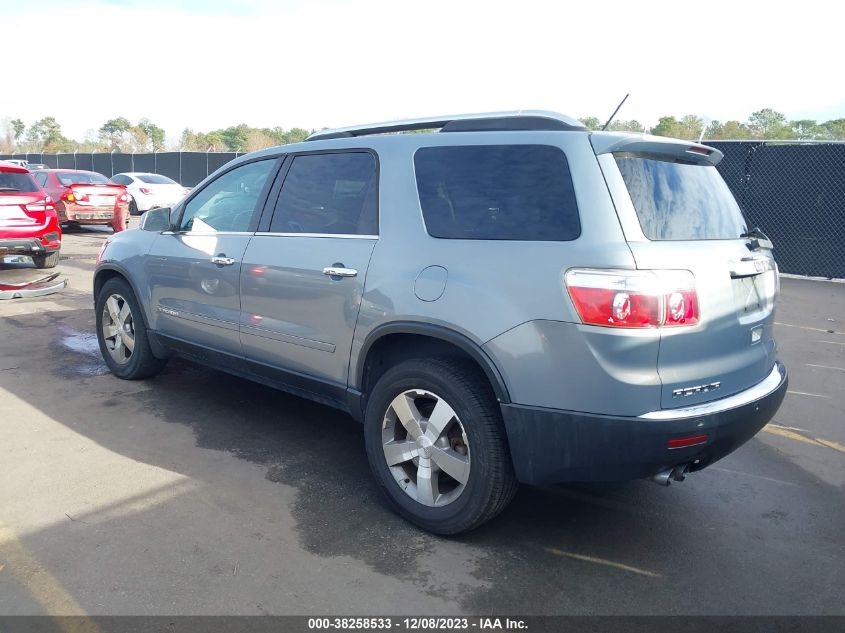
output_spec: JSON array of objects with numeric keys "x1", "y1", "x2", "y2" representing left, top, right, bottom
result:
[
  {"x1": 501, "y1": 362, "x2": 787, "y2": 485},
  {"x1": 0, "y1": 237, "x2": 60, "y2": 256}
]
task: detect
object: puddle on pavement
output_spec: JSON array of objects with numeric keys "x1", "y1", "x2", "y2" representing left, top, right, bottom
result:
[{"x1": 57, "y1": 326, "x2": 109, "y2": 376}]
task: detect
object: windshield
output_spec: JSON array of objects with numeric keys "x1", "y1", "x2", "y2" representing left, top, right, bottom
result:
[
  {"x1": 57, "y1": 171, "x2": 111, "y2": 186},
  {"x1": 0, "y1": 171, "x2": 40, "y2": 193},
  {"x1": 614, "y1": 153, "x2": 748, "y2": 240},
  {"x1": 138, "y1": 174, "x2": 178, "y2": 185}
]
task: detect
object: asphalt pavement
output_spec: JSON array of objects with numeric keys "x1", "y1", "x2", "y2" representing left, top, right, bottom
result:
[{"x1": 0, "y1": 223, "x2": 843, "y2": 616}]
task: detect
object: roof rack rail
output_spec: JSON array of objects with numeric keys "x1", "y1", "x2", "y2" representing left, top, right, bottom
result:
[{"x1": 306, "y1": 110, "x2": 586, "y2": 141}]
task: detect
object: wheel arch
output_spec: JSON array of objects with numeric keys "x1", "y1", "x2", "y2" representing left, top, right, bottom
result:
[{"x1": 354, "y1": 322, "x2": 511, "y2": 411}]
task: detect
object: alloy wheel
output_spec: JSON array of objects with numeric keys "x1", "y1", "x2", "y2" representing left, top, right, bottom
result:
[
  {"x1": 101, "y1": 293, "x2": 135, "y2": 365},
  {"x1": 382, "y1": 389, "x2": 471, "y2": 507}
]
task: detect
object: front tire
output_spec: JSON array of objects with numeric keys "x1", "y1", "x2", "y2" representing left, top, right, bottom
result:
[
  {"x1": 95, "y1": 277, "x2": 167, "y2": 379},
  {"x1": 364, "y1": 358, "x2": 518, "y2": 534}
]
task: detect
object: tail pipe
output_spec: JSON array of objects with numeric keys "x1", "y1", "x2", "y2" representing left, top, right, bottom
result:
[{"x1": 651, "y1": 464, "x2": 691, "y2": 486}]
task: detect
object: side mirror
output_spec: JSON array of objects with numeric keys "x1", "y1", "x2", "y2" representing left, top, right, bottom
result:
[{"x1": 140, "y1": 207, "x2": 173, "y2": 232}]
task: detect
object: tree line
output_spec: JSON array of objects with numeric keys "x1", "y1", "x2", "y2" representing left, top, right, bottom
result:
[
  {"x1": 0, "y1": 116, "x2": 313, "y2": 154},
  {"x1": 2, "y1": 108, "x2": 844, "y2": 155},
  {"x1": 579, "y1": 108, "x2": 845, "y2": 141}
]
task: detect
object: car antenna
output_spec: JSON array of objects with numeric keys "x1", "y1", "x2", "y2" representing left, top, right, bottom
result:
[{"x1": 601, "y1": 93, "x2": 630, "y2": 131}]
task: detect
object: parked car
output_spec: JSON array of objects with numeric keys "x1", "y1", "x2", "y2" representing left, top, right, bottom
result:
[
  {"x1": 2, "y1": 159, "x2": 29, "y2": 168},
  {"x1": 0, "y1": 161, "x2": 61, "y2": 268},
  {"x1": 111, "y1": 172, "x2": 190, "y2": 215},
  {"x1": 93, "y1": 111, "x2": 788, "y2": 534},
  {"x1": 32, "y1": 169, "x2": 129, "y2": 232}
]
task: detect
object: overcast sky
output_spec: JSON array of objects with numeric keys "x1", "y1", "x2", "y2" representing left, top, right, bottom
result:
[{"x1": 2, "y1": 0, "x2": 841, "y2": 145}]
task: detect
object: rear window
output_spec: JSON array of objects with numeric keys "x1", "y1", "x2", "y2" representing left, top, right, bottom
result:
[
  {"x1": 57, "y1": 171, "x2": 110, "y2": 186},
  {"x1": 614, "y1": 153, "x2": 748, "y2": 240},
  {"x1": 138, "y1": 174, "x2": 177, "y2": 184},
  {"x1": 0, "y1": 171, "x2": 40, "y2": 193},
  {"x1": 414, "y1": 145, "x2": 580, "y2": 241}
]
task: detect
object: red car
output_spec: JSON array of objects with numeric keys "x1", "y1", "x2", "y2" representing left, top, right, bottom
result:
[
  {"x1": 0, "y1": 162, "x2": 62, "y2": 268},
  {"x1": 32, "y1": 169, "x2": 130, "y2": 232}
]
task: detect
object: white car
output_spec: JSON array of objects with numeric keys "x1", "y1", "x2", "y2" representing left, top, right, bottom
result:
[{"x1": 110, "y1": 172, "x2": 190, "y2": 215}]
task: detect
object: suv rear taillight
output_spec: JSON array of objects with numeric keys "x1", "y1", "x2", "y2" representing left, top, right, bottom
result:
[{"x1": 565, "y1": 269, "x2": 699, "y2": 329}]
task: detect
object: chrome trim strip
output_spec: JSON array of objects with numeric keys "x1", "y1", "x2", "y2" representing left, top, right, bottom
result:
[
  {"x1": 241, "y1": 325, "x2": 336, "y2": 353},
  {"x1": 253, "y1": 232, "x2": 378, "y2": 239},
  {"x1": 639, "y1": 363, "x2": 784, "y2": 420}
]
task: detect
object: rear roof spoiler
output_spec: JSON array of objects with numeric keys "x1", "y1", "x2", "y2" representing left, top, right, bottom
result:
[{"x1": 590, "y1": 132, "x2": 723, "y2": 166}]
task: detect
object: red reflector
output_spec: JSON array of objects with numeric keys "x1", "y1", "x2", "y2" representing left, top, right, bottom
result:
[{"x1": 667, "y1": 434, "x2": 709, "y2": 450}]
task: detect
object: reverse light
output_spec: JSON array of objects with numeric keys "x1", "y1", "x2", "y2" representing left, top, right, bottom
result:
[
  {"x1": 565, "y1": 269, "x2": 699, "y2": 329},
  {"x1": 119, "y1": 193, "x2": 129, "y2": 202}
]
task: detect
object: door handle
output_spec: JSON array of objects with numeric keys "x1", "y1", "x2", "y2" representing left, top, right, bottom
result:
[
  {"x1": 323, "y1": 266, "x2": 358, "y2": 278},
  {"x1": 211, "y1": 256, "x2": 236, "y2": 266}
]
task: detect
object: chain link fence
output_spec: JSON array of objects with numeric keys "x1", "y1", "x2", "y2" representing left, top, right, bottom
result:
[
  {"x1": 3, "y1": 143, "x2": 844, "y2": 278},
  {"x1": 708, "y1": 141, "x2": 845, "y2": 279},
  {"x1": 0, "y1": 151, "x2": 245, "y2": 188}
]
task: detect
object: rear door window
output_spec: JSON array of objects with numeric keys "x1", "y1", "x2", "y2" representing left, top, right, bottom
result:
[
  {"x1": 269, "y1": 152, "x2": 377, "y2": 235},
  {"x1": 138, "y1": 174, "x2": 178, "y2": 184},
  {"x1": 614, "y1": 153, "x2": 748, "y2": 240},
  {"x1": 414, "y1": 145, "x2": 580, "y2": 241}
]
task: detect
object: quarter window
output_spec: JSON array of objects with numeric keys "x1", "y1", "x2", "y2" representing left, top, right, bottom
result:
[
  {"x1": 414, "y1": 145, "x2": 580, "y2": 241},
  {"x1": 179, "y1": 159, "x2": 275, "y2": 232},
  {"x1": 269, "y1": 152, "x2": 377, "y2": 235}
]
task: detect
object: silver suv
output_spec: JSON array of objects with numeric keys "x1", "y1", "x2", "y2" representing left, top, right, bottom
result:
[{"x1": 93, "y1": 111, "x2": 788, "y2": 534}]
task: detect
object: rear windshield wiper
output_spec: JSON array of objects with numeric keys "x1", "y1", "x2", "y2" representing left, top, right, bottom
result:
[
  {"x1": 741, "y1": 226, "x2": 773, "y2": 250},
  {"x1": 0, "y1": 187, "x2": 22, "y2": 192}
]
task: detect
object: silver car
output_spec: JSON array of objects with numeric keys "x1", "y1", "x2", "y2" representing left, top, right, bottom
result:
[{"x1": 93, "y1": 111, "x2": 787, "y2": 534}]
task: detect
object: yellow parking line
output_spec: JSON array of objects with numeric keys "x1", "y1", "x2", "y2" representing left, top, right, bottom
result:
[
  {"x1": 546, "y1": 548, "x2": 660, "y2": 578},
  {"x1": 806, "y1": 363, "x2": 845, "y2": 372},
  {"x1": 787, "y1": 390, "x2": 828, "y2": 398},
  {"x1": 775, "y1": 321, "x2": 845, "y2": 335},
  {"x1": 763, "y1": 425, "x2": 845, "y2": 455},
  {"x1": 0, "y1": 521, "x2": 99, "y2": 629}
]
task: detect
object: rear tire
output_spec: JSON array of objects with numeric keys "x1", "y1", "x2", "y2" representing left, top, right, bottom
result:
[
  {"x1": 95, "y1": 277, "x2": 167, "y2": 380},
  {"x1": 32, "y1": 251, "x2": 59, "y2": 269},
  {"x1": 129, "y1": 200, "x2": 139, "y2": 216},
  {"x1": 364, "y1": 358, "x2": 518, "y2": 534}
]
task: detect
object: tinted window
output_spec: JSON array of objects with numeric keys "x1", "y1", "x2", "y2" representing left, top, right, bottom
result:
[
  {"x1": 57, "y1": 171, "x2": 110, "y2": 186},
  {"x1": 414, "y1": 145, "x2": 580, "y2": 241},
  {"x1": 0, "y1": 171, "x2": 40, "y2": 193},
  {"x1": 180, "y1": 159, "x2": 275, "y2": 232},
  {"x1": 138, "y1": 174, "x2": 178, "y2": 184},
  {"x1": 110, "y1": 174, "x2": 131, "y2": 185},
  {"x1": 33, "y1": 171, "x2": 48, "y2": 186},
  {"x1": 270, "y1": 152, "x2": 377, "y2": 235},
  {"x1": 614, "y1": 154, "x2": 748, "y2": 240}
]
